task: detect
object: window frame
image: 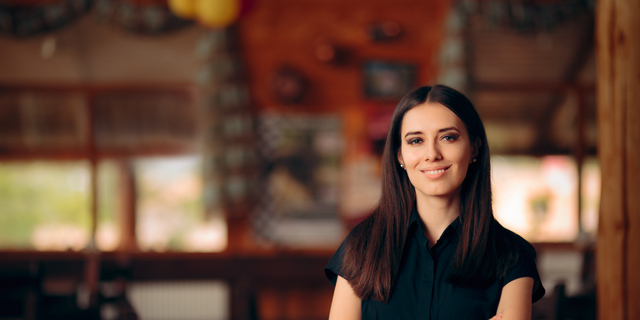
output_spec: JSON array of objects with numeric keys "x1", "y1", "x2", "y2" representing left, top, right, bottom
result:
[{"x1": 0, "y1": 83, "x2": 200, "y2": 253}]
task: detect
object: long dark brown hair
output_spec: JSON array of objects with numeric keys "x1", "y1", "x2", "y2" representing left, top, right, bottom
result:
[{"x1": 341, "y1": 85, "x2": 534, "y2": 302}]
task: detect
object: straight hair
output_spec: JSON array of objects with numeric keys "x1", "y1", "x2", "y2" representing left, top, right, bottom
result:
[{"x1": 340, "y1": 85, "x2": 534, "y2": 302}]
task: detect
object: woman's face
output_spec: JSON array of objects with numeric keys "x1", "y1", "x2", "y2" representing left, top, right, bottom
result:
[{"x1": 397, "y1": 102, "x2": 477, "y2": 202}]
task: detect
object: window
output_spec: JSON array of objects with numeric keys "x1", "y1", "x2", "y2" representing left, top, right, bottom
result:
[
  {"x1": 492, "y1": 155, "x2": 600, "y2": 242},
  {"x1": 0, "y1": 161, "x2": 91, "y2": 250},
  {"x1": 0, "y1": 86, "x2": 226, "y2": 252},
  {"x1": 135, "y1": 156, "x2": 226, "y2": 252}
]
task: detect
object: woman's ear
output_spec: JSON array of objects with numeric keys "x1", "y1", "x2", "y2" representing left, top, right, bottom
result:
[
  {"x1": 397, "y1": 150, "x2": 404, "y2": 167},
  {"x1": 471, "y1": 138, "x2": 481, "y2": 160}
]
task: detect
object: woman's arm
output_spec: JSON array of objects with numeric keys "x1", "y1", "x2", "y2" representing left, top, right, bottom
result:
[
  {"x1": 328, "y1": 276, "x2": 362, "y2": 320},
  {"x1": 495, "y1": 277, "x2": 534, "y2": 320}
]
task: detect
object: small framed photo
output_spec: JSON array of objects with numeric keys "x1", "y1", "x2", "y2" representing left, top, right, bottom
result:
[{"x1": 363, "y1": 61, "x2": 417, "y2": 100}]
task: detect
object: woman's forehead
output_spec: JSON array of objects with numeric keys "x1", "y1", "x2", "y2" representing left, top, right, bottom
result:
[{"x1": 400, "y1": 102, "x2": 465, "y2": 133}]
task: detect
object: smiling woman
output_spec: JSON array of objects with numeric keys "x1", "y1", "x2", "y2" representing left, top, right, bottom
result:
[{"x1": 326, "y1": 85, "x2": 545, "y2": 320}]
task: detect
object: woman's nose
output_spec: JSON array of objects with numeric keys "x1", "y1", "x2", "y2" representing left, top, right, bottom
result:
[{"x1": 424, "y1": 141, "x2": 442, "y2": 161}]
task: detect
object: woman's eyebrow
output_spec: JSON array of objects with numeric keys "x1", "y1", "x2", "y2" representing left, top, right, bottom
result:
[
  {"x1": 404, "y1": 131, "x2": 422, "y2": 138},
  {"x1": 438, "y1": 127, "x2": 460, "y2": 133},
  {"x1": 404, "y1": 127, "x2": 460, "y2": 138}
]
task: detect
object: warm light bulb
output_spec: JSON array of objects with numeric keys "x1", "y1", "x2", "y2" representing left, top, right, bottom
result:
[
  {"x1": 168, "y1": 0, "x2": 197, "y2": 19},
  {"x1": 196, "y1": 0, "x2": 241, "y2": 28}
]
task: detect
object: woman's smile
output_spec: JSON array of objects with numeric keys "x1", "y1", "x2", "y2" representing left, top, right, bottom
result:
[{"x1": 420, "y1": 165, "x2": 451, "y2": 178}]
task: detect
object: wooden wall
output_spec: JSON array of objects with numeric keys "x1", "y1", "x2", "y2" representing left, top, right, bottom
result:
[{"x1": 237, "y1": 0, "x2": 450, "y2": 113}]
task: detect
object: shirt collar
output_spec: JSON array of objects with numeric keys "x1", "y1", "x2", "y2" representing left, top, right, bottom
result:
[{"x1": 408, "y1": 208, "x2": 462, "y2": 238}]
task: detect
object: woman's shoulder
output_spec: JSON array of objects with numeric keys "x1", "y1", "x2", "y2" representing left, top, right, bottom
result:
[
  {"x1": 325, "y1": 216, "x2": 374, "y2": 284},
  {"x1": 491, "y1": 220, "x2": 545, "y2": 301},
  {"x1": 492, "y1": 220, "x2": 536, "y2": 259}
]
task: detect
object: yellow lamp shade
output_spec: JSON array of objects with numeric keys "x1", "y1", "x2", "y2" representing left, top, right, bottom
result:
[
  {"x1": 196, "y1": 0, "x2": 240, "y2": 28},
  {"x1": 168, "y1": 0, "x2": 196, "y2": 19}
]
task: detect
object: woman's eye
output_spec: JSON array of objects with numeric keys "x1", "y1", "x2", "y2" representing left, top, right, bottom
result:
[
  {"x1": 408, "y1": 138, "x2": 422, "y2": 145},
  {"x1": 442, "y1": 135, "x2": 458, "y2": 141}
]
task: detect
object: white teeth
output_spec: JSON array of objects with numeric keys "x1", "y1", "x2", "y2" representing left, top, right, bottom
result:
[{"x1": 425, "y1": 169, "x2": 445, "y2": 174}]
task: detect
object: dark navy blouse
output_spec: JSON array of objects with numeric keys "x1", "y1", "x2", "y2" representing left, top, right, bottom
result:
[{"x1": 325, "y1": 211, "x2": 545, "y2": 320}]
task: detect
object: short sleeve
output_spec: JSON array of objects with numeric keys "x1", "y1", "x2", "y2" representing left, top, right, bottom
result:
[
  {"x1": 503, "y1": 249, "x2": 546, "y2": 303},
  {"x1": 325, "y1": 235, "x2": 349, "y2": 285}
]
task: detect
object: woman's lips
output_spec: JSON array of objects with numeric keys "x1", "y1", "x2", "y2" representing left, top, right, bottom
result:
[{"x1": 420, "y1": 165, "x2": 451, "y2": 179}]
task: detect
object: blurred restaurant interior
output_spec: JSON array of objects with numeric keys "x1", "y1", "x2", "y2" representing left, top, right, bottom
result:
[{"x1": 0, "y1": 0, "x2": 638, "y2": 319}]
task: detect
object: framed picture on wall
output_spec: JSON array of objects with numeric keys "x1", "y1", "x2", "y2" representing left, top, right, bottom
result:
[
  {"x1": 363, "y1": 61, "x2": 417, "y2": 100},
  {"x1": 254, "y1": 114, "x2": 345, "y2": 248}
]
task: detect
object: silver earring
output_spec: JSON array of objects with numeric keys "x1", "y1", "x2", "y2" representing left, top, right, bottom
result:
[{"x1": 400, "y1": 164, "x2": 404, "y2": 168}]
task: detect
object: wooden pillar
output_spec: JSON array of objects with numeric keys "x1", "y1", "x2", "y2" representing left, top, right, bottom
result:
[
  {"x1": 595, "y1": 0, "x2": 640, "y2": 319},
  {"x1": 117, "y1": 160, "x2": 138, "y2": 252}
]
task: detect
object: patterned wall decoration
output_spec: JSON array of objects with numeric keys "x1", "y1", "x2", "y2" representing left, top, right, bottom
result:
[
  {"x1": 94, "y1": 0, "x2": 190, "y2": 34},
  {"x1": 196, "y1": 27, "x2": 258, "y2": 221},
  {"x1": 0, "y1": 0, "x2": 93, "y2": 37},
  {"x1": 0, "y1": 0, "x2": 190, "y2": 37},
  {"x1": 435, "y1": 2, "x2": 469, "y2": 93}
]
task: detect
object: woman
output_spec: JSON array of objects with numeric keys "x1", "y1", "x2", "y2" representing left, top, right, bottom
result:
[{"x1": 326, "y1": 85, "x2": 545, "y2": 320}]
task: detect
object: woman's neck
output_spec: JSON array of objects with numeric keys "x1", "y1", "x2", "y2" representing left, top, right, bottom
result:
[{"x1": 415, "y1": 193, "x2": 461, "y2": 248}]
